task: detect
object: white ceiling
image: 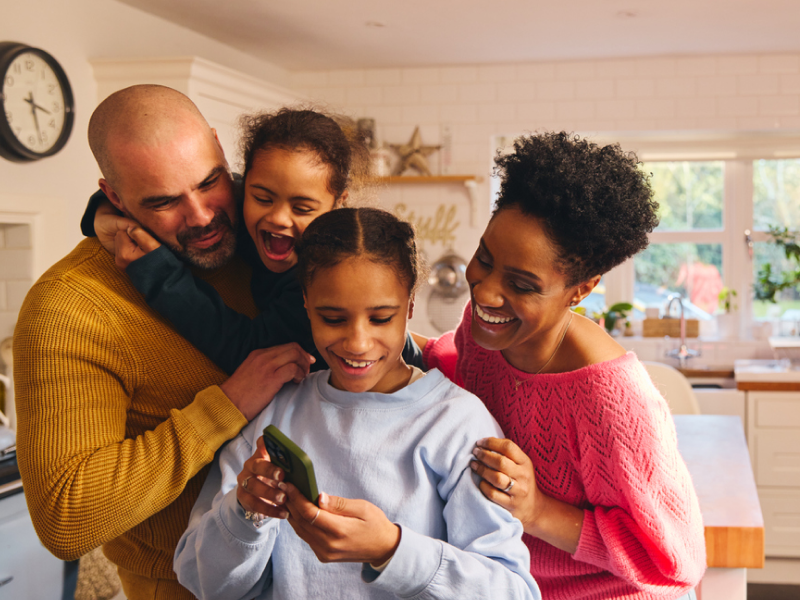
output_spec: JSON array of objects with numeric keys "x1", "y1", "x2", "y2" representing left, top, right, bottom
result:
[{"x1": 119, "y1": 0, "x2": 800, "y2": 71}]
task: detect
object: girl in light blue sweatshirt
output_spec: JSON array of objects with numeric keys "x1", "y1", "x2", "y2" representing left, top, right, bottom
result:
[{"x1": 173, "y1": 207, "x2": 540, "y2": 600}]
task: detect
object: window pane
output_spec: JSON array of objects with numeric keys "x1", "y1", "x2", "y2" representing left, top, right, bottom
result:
[
  {"x1": 634, "y1": 243, "x2": 720, "y2": 317},
  {"x1": 752, "y1": 240, "x2": 800, "y2": 320},
  {"x1": 753, "y1": 159, "x2": 800, "y2": 231},
  {"x1": 645, "y1": 161, "x2": 724, "y2": 231}
]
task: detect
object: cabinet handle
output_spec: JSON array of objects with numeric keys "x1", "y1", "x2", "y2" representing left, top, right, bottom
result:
[{"x1": 0, "y1": 575, "x2": 13, "y2": 588}]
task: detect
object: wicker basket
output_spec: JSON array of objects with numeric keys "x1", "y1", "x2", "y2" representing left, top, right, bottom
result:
[{"x1": 642, "y1": 318, "x2": 699, "y2": 338}]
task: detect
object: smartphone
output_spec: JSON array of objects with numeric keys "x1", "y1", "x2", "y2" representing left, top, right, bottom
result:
[{"x1": 262, "y1": 425, "x2": 319, "y2": 506}]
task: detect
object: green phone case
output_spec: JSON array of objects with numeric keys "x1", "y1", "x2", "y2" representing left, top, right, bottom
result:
[{"x1": 262, "y1": 425, "x2": 319, "y2": 506}]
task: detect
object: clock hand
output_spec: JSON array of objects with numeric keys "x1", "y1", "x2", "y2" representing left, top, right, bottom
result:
[
  {"x1": 30, "y1": 99, "x2": 51, "y2": 115},
  {"x1": 24, "y1": 92, "x2": 44, "y2": 144}
]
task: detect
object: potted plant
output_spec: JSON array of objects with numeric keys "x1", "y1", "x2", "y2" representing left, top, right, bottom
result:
[
  {"x1": 753, "y1": 226, "x2": 800, "y2": 303},
  {"x1": 716, "y1": 286, "x2": 738, "y2": 340},
  {"x1": 593, "y1": 302, "x2": 633, "y2": 335}
]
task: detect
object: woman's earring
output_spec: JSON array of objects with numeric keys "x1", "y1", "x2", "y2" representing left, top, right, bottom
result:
[{"x1": 569, "y1": 300, "x2": 579, "y2": 306}]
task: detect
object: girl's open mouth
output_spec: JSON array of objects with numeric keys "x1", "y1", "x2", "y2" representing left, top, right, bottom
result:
[{"x1": 261, "y1": 231, "x2": 295, "y2": 261}]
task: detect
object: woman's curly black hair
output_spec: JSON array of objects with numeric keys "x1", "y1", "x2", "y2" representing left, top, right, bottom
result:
[{"x1": 493, "y1": 131, "x2": 659, "y2": 287}]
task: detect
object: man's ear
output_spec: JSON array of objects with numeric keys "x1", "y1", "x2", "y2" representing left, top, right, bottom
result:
[
  {"x1": 408, "y1": 296, "x2": 415, "y2": 320},
  {"x1": 211, "y1": 128, "x2": 226, "y2": 157},
  {"x1": 98, "y1": 179, "x2": 126, "y2": 214}
]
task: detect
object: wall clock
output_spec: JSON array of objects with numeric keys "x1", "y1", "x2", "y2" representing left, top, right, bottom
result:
[{"x1": 0, "y1": 42, "x2": 75, "y2": 162}]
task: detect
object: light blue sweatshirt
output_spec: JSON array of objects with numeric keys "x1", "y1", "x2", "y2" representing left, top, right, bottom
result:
[{"x1": 174, "y1": 369, "x2": 540, "y2": 600}]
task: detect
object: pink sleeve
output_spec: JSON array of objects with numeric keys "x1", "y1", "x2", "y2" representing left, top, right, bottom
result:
[
  {"x1": 572, "y1": 369, "x2": 706, "y2": 596},
  {"x1": 422, "y1": 331, "x2": 458, "y2": 383}
]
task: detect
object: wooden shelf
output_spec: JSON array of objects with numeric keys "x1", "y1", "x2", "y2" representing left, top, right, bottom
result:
[{"x1": 375, "y1": 175, "x2": 480, "y2": 184}]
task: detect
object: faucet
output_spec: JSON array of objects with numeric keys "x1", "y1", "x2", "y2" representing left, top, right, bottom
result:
[{"x1": 663, "y1": 293, "x2": 700, "y2": 369}]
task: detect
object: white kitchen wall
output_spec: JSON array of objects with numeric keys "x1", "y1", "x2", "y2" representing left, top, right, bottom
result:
[{"x1": 290, "y1": 54, "x2": 800, "y2": 337}]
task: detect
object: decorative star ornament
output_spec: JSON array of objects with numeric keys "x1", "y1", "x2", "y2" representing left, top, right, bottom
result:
[{"x1": 389, "y1": 126, "x2": 441, "y2": 176}]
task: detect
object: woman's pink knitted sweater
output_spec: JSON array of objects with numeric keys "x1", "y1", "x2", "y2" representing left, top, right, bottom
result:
[{"x1": 423, "y1": 307, "x2": 706, "y2": 600}]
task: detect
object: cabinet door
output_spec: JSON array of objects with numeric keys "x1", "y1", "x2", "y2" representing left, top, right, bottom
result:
[
  {"x1": 758, "y1": 488, "x2": 800, "y2": 558},
  {"x1": 753, "y1": 430, "x2": 800, "y2": 488},
  {"x1": 0, "y1": 492, "x2": 64, "y2": 600}
]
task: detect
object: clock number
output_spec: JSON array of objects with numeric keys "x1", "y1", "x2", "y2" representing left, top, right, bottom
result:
[
  {"x1": 25, "y1": 59, "x2": 34, "y2": 71},
  {"x1": 5, "y1": 112, "x2": 11, "y2": 124},
  {"x1": 49, "y1": 118, "x2": 56, "y2": 129},
  {"x1": 41, "y1": 130, "x2": 48, "y2": 143},
  {"x1": 4, "y1": 76, "x2": 13, "y2": 87},
  {"x1": 12, "y1": 63, "x2": 21, "y2": 74},
  {"x1": 48, "y1": 84, "x2": 57, "y2": 95},
  {"x1": 28, "y1": 134, "x2": 36, "y2": 146},
  {"x1": 53, "y1": 102, "x2": 60, "y2": 112}
]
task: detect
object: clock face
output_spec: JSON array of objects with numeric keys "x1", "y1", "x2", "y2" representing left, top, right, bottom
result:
[
  {"x1": 2, "y1": 51, "x2": 67, "y2": 154},
  {"x1": 0, "y1": 43, "x2": 74, "y2": 162}
]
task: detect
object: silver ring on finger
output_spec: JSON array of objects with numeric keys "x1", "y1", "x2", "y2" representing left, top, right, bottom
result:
[
  {"x1": 242, "y1": 476, "x2": 251, "y2": 491},
  {"x1": 502, "y1": 477, "x2": 515, "y2": 494},
  {"x1": 310, "y1": 508, "x2": 321, "y2": 526}
]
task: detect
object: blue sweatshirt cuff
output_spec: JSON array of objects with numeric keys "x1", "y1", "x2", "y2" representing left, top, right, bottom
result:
[
  {"x1": 363, "y1": 525, "x2": 442, "y2": 595},
  {"x1": 218, "y1": 488, "x2": 277, "y2": 544}
]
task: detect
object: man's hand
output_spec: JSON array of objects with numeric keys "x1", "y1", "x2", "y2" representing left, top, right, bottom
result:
[
  {"x1": 220, "y1": 343, "x2": 315, "y2": 421},
  {"x1": 115, "y1": 226, "x2": 161, "y2": 270}
]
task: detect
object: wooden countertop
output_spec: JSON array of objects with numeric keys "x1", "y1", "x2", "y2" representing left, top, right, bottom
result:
[
  {"x1": 736, "y1": 381, "x2": 800, "y2": 391},
  {"x1": 674, "y1": 415, "x2": 764, "y2": 569},
  {"x1": 678, "y1": 368, "x2": 735, "y2": 379}
]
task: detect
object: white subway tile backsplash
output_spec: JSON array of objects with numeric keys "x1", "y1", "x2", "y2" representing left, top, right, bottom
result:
[
  {"x1": 516, "y1": 63, "x2": 556, "y2": 81},
  {"x1": 438, "y1": 104, "x2": 479, "y2": 123},
  {"x1": 718, "y1": 55, "x2": 759, "y2": 75},
  {"x1": 575, "y1": 80, "x2": 614, "y2": 100},
  {"x1": 441, "y1": 66, "x2": 478, "y2": 84},
  {"x1": 367, "y1": 105, "x2": 403, "y2": 126},
  {"x1": 636, "y1": 57, "x2": 677, "y2": 79},
  {"x1": 676, "y1": 97, "x2": 717, "y2": 118},
  {"x1": 780, "y1": 74, "x2": 800, "y2": 95},
  {"x1": 497, "y1": 82, "x2": 538, "y2": 102},
  {"x1": 365, "y1": 69, "x2": 402, "y2": 86},
  {"x1": 616, "y1": 78, "x2": 656, "y2": 98},
  {"x1": 536, "y1": 80, "x2": 575, "y2": 100},
  {"x1": 718, "y1": 96, "x2": 759, "y2": 117},
  {"x1": 0, "y1": 282, "x2": 6, "y2": 311},
  {"x1": 479, "y1": 103, "x2": 516, "y2": 122},
  {"x1": 291, "y1": 71, "x2": 329, "y2": 87},
  {"x1": 347, "y1": 86, "x2": 383, "y2": 105},
  {"x1": 594, "y1": 99, "x2": 637, "y2": 120},
  {"x1": 656, "y1": 77, "x2": 698, "y2": 98},
  {"x1": 383, "y1": 85, "x2": 421, "y2": 105},
  {"x1": 759, "y1": 96, "x2": 800, "y2": 116},
  {"x1": 556, "y1": 100, "x2": 595, "y2": 120},
  {"x1": 759, "y1": 55, "x2": 800, "y2": 74},
  {"x1": 697, "y1": 75, "x2": 738, "y2": 97},
  {"x1": 0, "y1": 312, "x2": 17, "y2": 341},
  {"x1": 516, "y1": 101, "x2": 556, "y2": 122},
  {"x1": 595, "y1": 59, "x2": 638, "y2": 79},
  {"x1": 328, "y1": 69, "x2": 366, "y2": 86},
  {"x1": 675, "y1": 57, "x2": 717, "y2": 77},
  {"x1": 458, "y1": 83, "x2": 497, "y2": 104},
  {"x1": 556, "y1": 61, "x2": 597, "y2": 80},
  {"x1": 635, "y1": 97, "x2": 676, "y2": 119},
  {"x1": 420, "y1": 84, "x2": 459, "y2": 104},
  {"x1": 478, "y1": 65, "x2": 517, "y2": 83},
  {"x1": 401, "y1": 104, "x2": 440, "y2": 125},
  {"x1": 738, "y1": 73, "x2": 780, "y2": 95},
  {"x1": 737, "y1": 116, "x2": 784, "y2": 129},
  {"x1": 304, "y1": 86, "x2": 347, "y2": 106},
  {"x1": 401, "y1": 68, "x2": 441, "y2": 85}
]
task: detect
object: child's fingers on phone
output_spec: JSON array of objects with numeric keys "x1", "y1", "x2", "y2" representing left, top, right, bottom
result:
[{"x1": 279, "y1": 482, "x2": 321, "y2": 524}]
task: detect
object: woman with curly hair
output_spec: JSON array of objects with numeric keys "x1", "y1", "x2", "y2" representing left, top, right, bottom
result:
[{"x1": 421, "y1": 132, "x2": 706, "y2": 600}]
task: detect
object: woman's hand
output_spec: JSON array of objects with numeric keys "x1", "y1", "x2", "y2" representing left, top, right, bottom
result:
[
  {"x1": 236, "y1": 437, "x2": 290, "y2": 520},
  {"x1": 471, "y1": 437, "x2": 584, "y2": 554},
  {"x1": 114, "y1": 225, "x2": 161, "y2": 270},
  {"x1": 280, "y1": 484, "x2": 401, "y2": 567}
]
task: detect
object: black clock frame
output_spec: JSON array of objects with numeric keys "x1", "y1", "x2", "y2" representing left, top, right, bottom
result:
[{"x1": 0, "y1": 41, "x2": 75, "y2": 162}]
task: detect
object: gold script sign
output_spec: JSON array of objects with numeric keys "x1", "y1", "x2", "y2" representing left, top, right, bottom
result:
[{"x1": 394, "y1": 203, "x2": 460, "y2": 247}]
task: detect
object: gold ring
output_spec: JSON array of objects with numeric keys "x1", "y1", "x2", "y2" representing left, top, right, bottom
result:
[{"x1": 242, "y1": 476, "x2": 251, "y2": 491}]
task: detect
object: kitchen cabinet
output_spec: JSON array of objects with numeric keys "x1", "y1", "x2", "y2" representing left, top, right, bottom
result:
[
  {"x1": 735, "y1": 360, "x2": 800, "y2": 558},
  {"x1": 0, "y1": 467, "x2": 64, "y2": 599},
  {"x1": 745, "y1": 390, "x2": 800, "y2": 558}
]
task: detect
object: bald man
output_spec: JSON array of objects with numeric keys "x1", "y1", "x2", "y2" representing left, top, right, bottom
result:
[{"x1": 14, "y1": 85, "x2": 313, "y2": 600}]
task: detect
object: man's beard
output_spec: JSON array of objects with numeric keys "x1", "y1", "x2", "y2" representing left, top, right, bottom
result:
[{"x1": 160, "y1": 211, "x2": 237, "y2": 270}]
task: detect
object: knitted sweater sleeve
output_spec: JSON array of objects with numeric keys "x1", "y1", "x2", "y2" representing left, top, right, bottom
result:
[
  {"x1": 421, "y1": 331, "x2": 459, "y2": 382},
  {"x1": 13, "y1": 278, "x2": 248, "y2": 561},
  {"x1": 571, "y1": 362, "x2": 706, "y2": 595}
]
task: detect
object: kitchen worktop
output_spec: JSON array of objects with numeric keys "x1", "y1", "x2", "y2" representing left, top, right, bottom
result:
[{"x1": 734, "y1": 359, "x2": 800, "y2": 390}]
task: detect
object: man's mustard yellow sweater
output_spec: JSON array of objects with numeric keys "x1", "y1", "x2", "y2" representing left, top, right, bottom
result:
[{"x1": 14, "y1": 238, "x2": 259, "y2": 600}]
